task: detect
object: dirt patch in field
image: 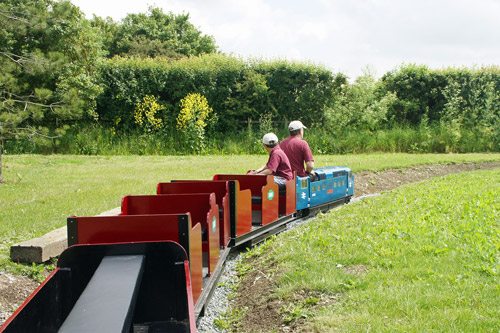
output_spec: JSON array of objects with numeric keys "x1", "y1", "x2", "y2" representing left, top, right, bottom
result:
[
  {"x1": 0, "y1": 272, "x2": 40, "y2": 325},
  {"x1": 0, "y1": 161, "x2": 499, "y2": 328},
  {"x1": 353, "y1": 161, "x2": 500, "y2": 198},
  {"x1": 230, "y1": 161, "x2": 500, "y2": 333},
  {"x1": 232, "y1": 256, "x2": 343, "y2": 333}
]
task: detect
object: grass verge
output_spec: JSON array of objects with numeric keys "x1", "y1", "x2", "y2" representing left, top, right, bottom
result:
[{"x1": 232, "y1": 169, "x2": 500, "y2": 331}]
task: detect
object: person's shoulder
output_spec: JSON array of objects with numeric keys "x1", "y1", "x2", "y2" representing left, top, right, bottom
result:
[
  {"x1": 276, "y1": 145, "x2": 286, "y2": 153},
  {"x1": 280, "y1": 136, "x2": 292, "y2": 144},
  {"x1": 282, "y1": 135, "x2": 299, "y2": 144},
  {"x1": 272, "y1": 145, "x2": 284, "y2": 154},
  {"x1": 269, "y1": 145, "x2": 281, "y2": 155},
  {"x1": 277, "y1": 147, "x2": 290, "y2": 159},
  {"x1": 302, "y1": 139, "x2": 311, "y2": 147},
  {"x1": 298, "y1": 138, "x2": 310, "y2": 147}
]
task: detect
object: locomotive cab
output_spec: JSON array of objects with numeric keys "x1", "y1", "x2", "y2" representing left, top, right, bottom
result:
[{"x1": 296, "y1": 166, "x2": 354, "y2": 212}]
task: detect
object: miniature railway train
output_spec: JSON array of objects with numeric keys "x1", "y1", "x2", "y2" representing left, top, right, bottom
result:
[{"x1": 1, "y1": 166, "x2": 354, "y2": 333}]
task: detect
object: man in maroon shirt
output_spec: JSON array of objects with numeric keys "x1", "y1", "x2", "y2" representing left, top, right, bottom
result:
[
  {"x1": 248, "y1": 133, "x2": 292, "y2": 192},
  {"x1": 280, "y1": 120, "x2": 317, "y2": 181}
]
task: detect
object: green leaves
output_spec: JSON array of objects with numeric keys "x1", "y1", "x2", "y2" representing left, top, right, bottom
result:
[
  {"x1": 97, "y1": 54, "x2": 344, "y2": 134},
  {"x1": 0, "y1": 0, "x2": 103, "y2": 151},
  {"x1": 380, "y1": 64, "x2": 500, "y2": 142},
  {"x1": 109, "y1": 7, "x2": 217, "y2": 59}
]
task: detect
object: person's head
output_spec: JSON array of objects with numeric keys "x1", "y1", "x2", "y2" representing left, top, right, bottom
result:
[
  {"x1": 288, "y1": 120, "x2": 307, "y2": 137},
  {"x1": 262, "y1": 133, "x2": 279, "y2": 151}
]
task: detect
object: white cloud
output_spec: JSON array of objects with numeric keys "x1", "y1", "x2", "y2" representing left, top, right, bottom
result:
[{"x1": 298, "y1": 21, "x2": 330, "y2": 41}]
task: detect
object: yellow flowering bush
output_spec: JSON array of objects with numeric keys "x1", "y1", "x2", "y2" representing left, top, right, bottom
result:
[
  {"x1": 177, "y1": 93, "x2": 216, "y2": 152},
  {"x1": 134, "y1": 95, "x2": 163, "y2": 133}
]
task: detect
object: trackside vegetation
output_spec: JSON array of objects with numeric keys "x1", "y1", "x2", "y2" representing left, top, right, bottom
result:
[
  {"x1": 3, "y1": 0, "x2": 500, "y2": 159},
  {"x1": 230, "y1": 169, "x2": 500, "y2": 331},
  {"x1": 5, "y1": 61, "x2": 500, "y2": 156}
]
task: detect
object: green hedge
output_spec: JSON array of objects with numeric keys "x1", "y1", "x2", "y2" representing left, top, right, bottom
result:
[
  {"x1": 380, "y1": 64, "x2": 500, "y2": 126},
  {"x1": 96, "y1": 54, "x2": 347, "y2": 133}
]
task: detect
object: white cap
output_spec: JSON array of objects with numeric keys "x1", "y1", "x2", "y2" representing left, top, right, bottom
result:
[
  {"x1": 288, "y1": 120, "x2": 307, "y2": 131},
  {"x1": 262, "y1": 133, "x2": 279, "y2": 145}
]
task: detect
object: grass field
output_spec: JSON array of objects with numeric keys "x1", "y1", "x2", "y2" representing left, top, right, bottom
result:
[
  {"x1": 233, "y1": 168, "x2": 500, "y2": 331},
  {"x1": 0, "y1": 154, "x2": 261, "y2": 266},
  {"x1": 1, "y1": 152, "x2": 500, "y2": 283}
]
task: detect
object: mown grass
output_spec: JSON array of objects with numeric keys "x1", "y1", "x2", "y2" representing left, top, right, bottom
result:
[
  {"x1": 248, "y1": 169, "x2": 500, "y2": 331},
  {"x1": 0, "y1": 155, "x2": 262, "y2": 265},
  {"x1": 1, "y1": 153, "x2": 500, "y2": 277}
]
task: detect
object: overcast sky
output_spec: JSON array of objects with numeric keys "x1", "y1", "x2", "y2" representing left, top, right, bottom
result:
[{"x1": 71, "y1": 0, "x2": 500, "y2": 80}]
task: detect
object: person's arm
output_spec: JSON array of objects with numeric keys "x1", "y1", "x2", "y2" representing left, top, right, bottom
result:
[
  {"x1": 303, "y1": 141, "x2": 315, "y2": 175},
  {"x1": 252, "y1": 149, "x2": 277, "y2": 176},
  {"x1": 256, "y1": 168, "x2": 273, "y2": 175},
  {"x1": 248, "y1": 165, "x2": 268, "y2": 175},
  {"x1": 305, "y1": 160, "x2": 315, "y2": 174}
]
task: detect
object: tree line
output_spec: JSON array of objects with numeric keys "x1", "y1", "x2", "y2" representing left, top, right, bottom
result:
[{"x1": 0, "y1": 1, "x2": 217, "y2": 147}]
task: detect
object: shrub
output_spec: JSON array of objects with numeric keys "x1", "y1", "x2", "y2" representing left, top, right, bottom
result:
[
  {"x1": 134, "y1": 95, "x2": 164, "y2": 134},
  {"x1": 176, "y1": 93, "x2": 216, "y2": 153}
]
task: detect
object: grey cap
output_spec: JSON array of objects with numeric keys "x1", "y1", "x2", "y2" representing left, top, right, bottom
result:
[
  {"x1": 288, "y1": 120, "x2": 307, "y2": 131},
  {"x1": 262, "y1": 133, "x2": 279, "y2": 145}
]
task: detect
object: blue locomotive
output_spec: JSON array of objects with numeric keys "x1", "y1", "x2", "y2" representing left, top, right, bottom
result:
[{"x1": 297, "y1": 166, "x2": 354, "y2": 212}]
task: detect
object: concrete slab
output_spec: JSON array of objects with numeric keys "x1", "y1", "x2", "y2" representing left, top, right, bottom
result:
[
  {"x1": 10, "y1": 227, "x2": 68, "y2": 264},
  {"x1": 97, "y1": 207, "x2": 122, "y2": 216},
  {"x1": 10, "y1": 207, "x2": 121, "y2": 263}
]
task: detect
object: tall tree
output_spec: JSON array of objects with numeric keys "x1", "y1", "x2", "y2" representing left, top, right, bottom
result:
[
  {"x1": 89, "y1": 15, "x2": 118, "y2": 58},
  {"x1": 0, "y1": 0, "x2": 103, "y2": 182},
  {"x1": 109, "y1": 7, "x2": 218, "y2": 59}
]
